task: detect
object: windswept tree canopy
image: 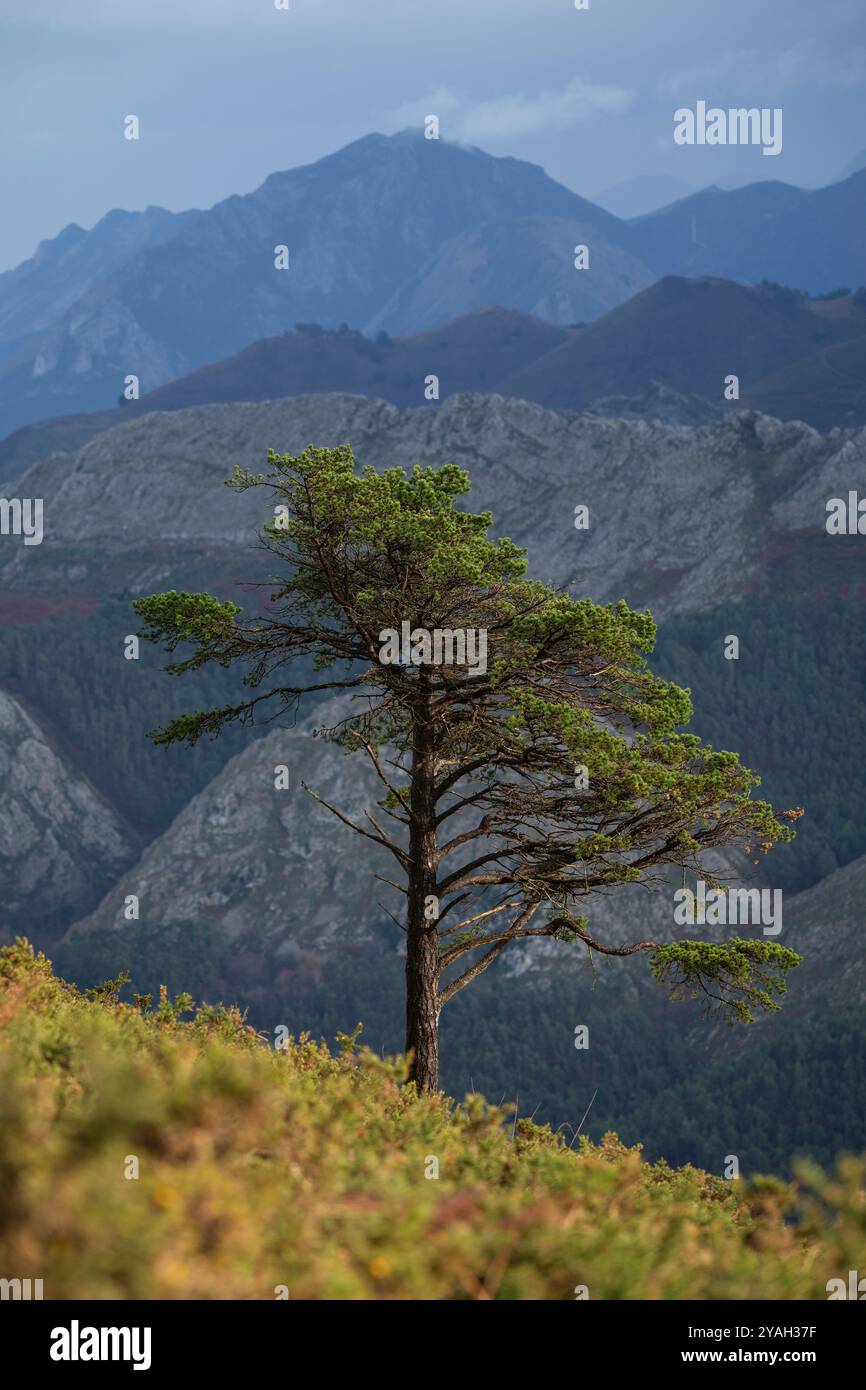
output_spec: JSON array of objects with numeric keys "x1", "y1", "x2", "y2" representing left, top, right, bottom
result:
[{"x1": 134, "y1": 445, "x2": 798, "y2": 1085}]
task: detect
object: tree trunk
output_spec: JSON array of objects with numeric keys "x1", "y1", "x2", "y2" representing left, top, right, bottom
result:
[
  {"x1": 405, "y1": 929, "x2": 440, "y2": 1092},
  {"x1": 405, "y1": 681, "x2": 440, "y2": 1091}
]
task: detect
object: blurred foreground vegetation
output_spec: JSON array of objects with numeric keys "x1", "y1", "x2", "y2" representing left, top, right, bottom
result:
[{"x1": 1, "y1": 940, "x2": 863, "y2": 1300}]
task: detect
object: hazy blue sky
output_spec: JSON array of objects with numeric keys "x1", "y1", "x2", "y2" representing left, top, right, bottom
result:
[{"x1": 2, "y1": 0, "x2": 864, "y2": 270}]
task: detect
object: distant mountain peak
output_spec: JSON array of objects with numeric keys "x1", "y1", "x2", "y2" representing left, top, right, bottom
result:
[
  {"x1": 3, "y1": 129, "x2": 866, "y2": 442},
  {"x1": 30, "y1": 222, "x2": 87, "y2": 259}
]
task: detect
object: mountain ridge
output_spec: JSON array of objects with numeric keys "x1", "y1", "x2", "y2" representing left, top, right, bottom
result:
[
  {"x1": 2, "y1": 131, "x2": 866, "y2": 442},
  {"x1": 5, "y1": 278, "x2": 866, "y2": 482},
  {"x1": 5, "y1": 390, "x2": 863, "y2": 615},
  {"x1": 0, "y1": 132, "x2": 649, "y2": 439}
]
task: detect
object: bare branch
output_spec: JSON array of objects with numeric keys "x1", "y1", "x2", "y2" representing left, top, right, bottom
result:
[{"x1": 302, "y1": 782, "x2": 411, "y2": 867}]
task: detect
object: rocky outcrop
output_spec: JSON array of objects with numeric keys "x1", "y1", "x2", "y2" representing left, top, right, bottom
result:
[
  {"x1": 66, "y1": 702, "x2": 395, "y2": 958},
  {"x1": 6, "y1": 391, "x2": 864, "y2": 616},
  {"x1": 0, "y1": 690, "x2": 136, "y2": 937}
]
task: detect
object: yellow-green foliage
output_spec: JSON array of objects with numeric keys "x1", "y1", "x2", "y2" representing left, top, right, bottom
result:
[{"x1": 0, "y1": 940, "x2": 862, "y2": 1300}]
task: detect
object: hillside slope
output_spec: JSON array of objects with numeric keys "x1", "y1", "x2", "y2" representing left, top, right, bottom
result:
[
  {"x1": 500, "y1": 278, "x2": 866, "y2": 413},
  {"x1": 64, "y1": 705, "x2": 393, "y2": 961},
  {"x1": 1, "y1": 939, "x2": 862, "y2": 1300}
]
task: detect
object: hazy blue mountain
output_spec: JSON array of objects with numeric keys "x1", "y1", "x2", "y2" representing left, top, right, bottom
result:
[
  {"x1": 4, "y1": 131, "x2": 866, "y2": 445},
  {"x1": 0, "y1": 132, "x2": 649, "y2": 440},
  {"x1": 0, "y1": 206, "x2": 193, "y2": 360},
  {"x1": 633, "y1": 172, "x2": 866, "y2": 292}
]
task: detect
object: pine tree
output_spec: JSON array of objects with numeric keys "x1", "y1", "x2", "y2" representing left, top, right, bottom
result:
[{"x1": 133, "y1": 446, "x2": 798, "y2": 1091}]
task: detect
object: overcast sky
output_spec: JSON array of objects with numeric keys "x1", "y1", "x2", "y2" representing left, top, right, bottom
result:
[{"x1": 2, "y1": 0, "x2": 864, "y2": 271}]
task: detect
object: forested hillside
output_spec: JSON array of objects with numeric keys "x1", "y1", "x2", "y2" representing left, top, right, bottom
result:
[{"x1": 652, "y1": 592, "x2": 866, "y2": 891}]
